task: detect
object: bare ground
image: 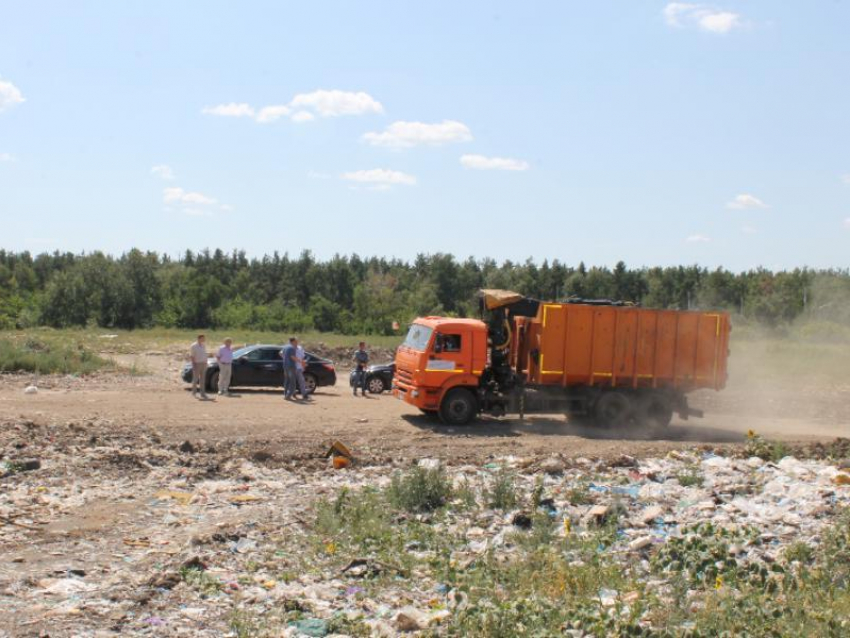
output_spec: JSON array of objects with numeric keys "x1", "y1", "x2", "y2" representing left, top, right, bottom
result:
[{"x1": 1, "y1": 350, "x2": 848, "y2": 463}]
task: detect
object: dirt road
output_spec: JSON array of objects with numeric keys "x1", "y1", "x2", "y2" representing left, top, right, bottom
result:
[{"x1": 1, "y1": 351, "x2": 846, "y2": 464}]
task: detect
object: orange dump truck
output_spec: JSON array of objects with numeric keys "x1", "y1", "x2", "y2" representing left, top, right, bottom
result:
[{"x1": 394, "y1": 290, "x2": 731, "y2": 426}]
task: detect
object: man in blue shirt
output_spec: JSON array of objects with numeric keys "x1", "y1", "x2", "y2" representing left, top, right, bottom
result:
[
  {"x1": 280, "y1": 337, "x2": 299, "y2": 400},
  {"x1": 352, "y1": 341, "x2": 369, "y2": 396}
]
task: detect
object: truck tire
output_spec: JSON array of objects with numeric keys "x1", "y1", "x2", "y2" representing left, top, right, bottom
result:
[
  {"x1": 635, "y1": 393, "x2": 673, "y2": 428},
  {"x1": 439, "y1": 389, "x2": 477, "y2": 426},
  {"x1": 593, "y1": 391, "x2": 633, "y2": 428}
]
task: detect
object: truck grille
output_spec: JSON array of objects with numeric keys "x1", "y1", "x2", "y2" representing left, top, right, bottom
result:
[{"x1": 396, "y1": 366, "x2": 415, "y2": 387}]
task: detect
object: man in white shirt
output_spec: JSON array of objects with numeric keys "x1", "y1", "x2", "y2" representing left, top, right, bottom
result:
[
  {"x1": 216, "y1": 337, "x2": 234, "y2": 396},
  {"x1": 294, "y1": 342, "x2": 311, "y2": 400},
  {"x1": 189, "y1": 334, "x2": 210, "y2": 400}
]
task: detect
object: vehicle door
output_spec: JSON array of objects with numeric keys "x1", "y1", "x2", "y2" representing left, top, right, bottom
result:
[
  {"x1": 231, "y1": 348, "x2": 264, "y2": 386},
  {"x1": 255, "y1": 347, "x2": 285, "y2": 386},
  {"x1": 427, "y1": 331, "x2": 468, "y2": 375}
]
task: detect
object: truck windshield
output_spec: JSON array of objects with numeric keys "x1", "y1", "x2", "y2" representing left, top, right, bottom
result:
[{"x1": 402, "y1": 324, "x2": 434, "y2": 352}]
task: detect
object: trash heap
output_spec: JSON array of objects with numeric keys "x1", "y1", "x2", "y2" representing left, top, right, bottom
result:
[{"x1": 1, "y1": 417, "x2": 850, "y2": 636}]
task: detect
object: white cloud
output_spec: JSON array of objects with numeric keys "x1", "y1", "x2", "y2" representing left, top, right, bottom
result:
[
  {"x1": 460, "y1": 154, "x2": 530, "y2": 171},
  {"x1": 741, "y1": 225, "x2": 758, "y2": 235},
  {"x1": 0, "y1": 78, "x2": 25, "y2": 112},
  {"x1": 255, "y1": 105, "x2": 291, "y2": 123},
  {"x1": 163, "y1": 187, "x2": 218, "y2": 206},
  {"x1": 686, "y1": 234, "x2": 711, "y2": 243},
  {"x1": 341, "y1": 168, "x2": 417, "y2": 187},
  {"x1": 291, "y1": 110, "x2": 315, "y2": 123},
  {"x1": 363, "y1": 120, "x2": 473, "y2": 148},
  {"x1": 219, "y1": 204, "x2": 234, "y2": 212},
  {"x1": 202, "y1": 103, "x2": 255, "y2": 118},
  {"x1": 841, "y1": 174, "x2": 850, "y2": 185},
  {"x1": 150, "y1": 164, "x2": 175, "y2": 180},
  {"x1": 698, "y1": 11, "x2": 740, "y2": 33},
  {"x1": 289, "y1": 89, "x2": 383, "y2": 117},
  {"x1": 663, "y1": 3, "x2": 742, "y2": 34},
  {"x1": 307, "y1": 170, "x2": 331, "y2": 179},
  {"x1": 203, "y1": 90, "x2": 381, "y2": 125},
  {"x1": 726, "y1": 193, "x2": 769, "y2": 210},
  {"x1": 844, "y1": 218, "x2": 850, "y2": 230},
  {"x1": 0, "y1": 152, "x2": 14, "y2": 162}
]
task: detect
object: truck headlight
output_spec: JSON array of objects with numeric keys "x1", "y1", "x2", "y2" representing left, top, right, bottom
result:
[{"x1": 411, "y1": 390, "x2": 419, "y2": 398}]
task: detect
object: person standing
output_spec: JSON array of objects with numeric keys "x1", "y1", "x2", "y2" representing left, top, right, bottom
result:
[
  {"x1": 216, "y1": 337, "x2": 234, "y2": 396},
  {"x1": 189, "y1": 334, "x2": 210, "y2": 399},
  {"x1": 280, "y1": 337, "x2": 299, "y2": 400},
  {"x1": 294, "y1": 341, "x2": 311, "y2": 401},
  {"x1": 353, "y1": 341, "x2": 369, "y2": 396}
]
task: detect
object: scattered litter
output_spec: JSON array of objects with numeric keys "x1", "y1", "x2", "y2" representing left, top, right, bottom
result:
[
  {"x1": 3, "y1": 413, "x2": 850, "y2": 635},
  {"x1": 23, "y1": 385, "x2": 38, "y2": 395},
  {"x1": 332, "y1": 455, "x2": 352, "y2": 469},
  {"x1": 154, "y1": 490, "x2": 194, "y2": 506},
  {"x1": 325, "y1": 440, "x2": 353, "y2": 460}
]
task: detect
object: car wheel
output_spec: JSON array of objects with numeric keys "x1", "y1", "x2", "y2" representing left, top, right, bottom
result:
[
  {"x1": 207, "y1": 370, "x2": 220, "y2": 393},
  {"x1": 303, "y1": 373, "x2": 318, "y2": 395},
  {"x1": 367, "y1": 375, "x2": 386, "y2": 394},
  {"x1": 439, "y1": 388, "x2": 477, "y2": 426}
]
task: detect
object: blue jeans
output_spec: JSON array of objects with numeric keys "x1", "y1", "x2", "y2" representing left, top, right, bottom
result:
[
  {"x1": 283, "y1": 368, "x2": 297, "y2": 398},
  {"x1": 295, "y1": 368, "x2": 307, "y2": 396},
  {"x1": 353, "y1": 368, "x2": 366, "y2": 393}
]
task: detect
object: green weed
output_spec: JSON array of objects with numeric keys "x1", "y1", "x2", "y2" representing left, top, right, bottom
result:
[
  {"x1": 0, "y1": 337, "x2": 113, "y2": 375},
  {"x1": 387, "y1": 465, "x2": 452, "y2": 513},
  {"x1": 485, "y1": 467, "x2": 518, "y2": 510},
  {"x1": 675, "y1": 466, "x2": 705, "y2": 487}
]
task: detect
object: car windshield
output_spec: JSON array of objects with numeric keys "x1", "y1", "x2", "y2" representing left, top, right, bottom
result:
[
  {"x1": 402, "y1": 324, "x2": 433, "y2": 352},
  {"x1": 232, "y1": 346, "x2": 254, "y2": 358}
]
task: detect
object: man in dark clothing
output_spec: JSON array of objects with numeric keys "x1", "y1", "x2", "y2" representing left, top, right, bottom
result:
[
  {"x1": 280, "y1": 337, "x2": 299, "y2": 400},
  {"x1": 352, "y1": 341, "x2": 369, "y2": 396}
]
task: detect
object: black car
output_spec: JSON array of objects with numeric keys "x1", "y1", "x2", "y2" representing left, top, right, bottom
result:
[
  {"x1": 181, "y1": 345, "x2": 337, "y2": 394},
  {"x1": 363, "y1": 362, "x2": 395, "y2": 394}
]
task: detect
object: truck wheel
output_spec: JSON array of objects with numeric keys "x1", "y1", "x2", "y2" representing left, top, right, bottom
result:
[
  {"x1": 439, "y1": 389, "x2": 477, "y2": 426},
  {"x1": 593, "y1": 391, "x2": 632, "y2": 427},
  {"x1": 636, "y1": 393, "x2": 673, "y2": 428},
  {"x1": 207, "y1": 370, "x2": 220, "y2": 393}
]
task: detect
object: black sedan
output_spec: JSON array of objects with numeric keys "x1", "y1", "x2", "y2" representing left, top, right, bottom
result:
[
  {"x1": 181, "y1": 345, "x2": 337, "y2": 394},
  {"x1": 364, "y1": 362, "x2": 395, "y2": 394}
]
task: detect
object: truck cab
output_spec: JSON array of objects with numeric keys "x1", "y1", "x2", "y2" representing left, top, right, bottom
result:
[{"x1": 393, "y1": 317, "x2": 488, "y2": 420}]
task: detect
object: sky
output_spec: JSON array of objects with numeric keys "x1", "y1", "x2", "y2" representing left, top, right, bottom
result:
[{"x1": 0, "y1": 1, "x2": 849, "y2": 271}]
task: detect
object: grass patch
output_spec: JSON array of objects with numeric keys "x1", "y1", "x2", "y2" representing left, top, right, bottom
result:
[
  {"x1": 0, "y1": 337, "x2": 113, "y2": 375},
  {"x1": 485, "y1": 467, "x2": 519, "y2": 510},
  {"x1": 675, "y1": 465, "x2": 705, "y2": 487},
  {"x1": 0, "y1": 327, "x2": 402, "y2": 356},
  {"x1": 180, "y1": 566, "x2": 222, "y2": 597},
  {"x1": 387, "y1": 465, "x2": 452, "y2": 513},
  {"x1": 745, "y1": 431, "x2": 792, "y2": 462}
]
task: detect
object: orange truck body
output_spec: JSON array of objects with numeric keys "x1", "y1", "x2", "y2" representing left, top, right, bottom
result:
[
  {"x1": 394, "y1": 294, "x2": 731, "y2": 427},
  {"x1": 518, "y1": 303, "x2": 730, "y2": 392}
]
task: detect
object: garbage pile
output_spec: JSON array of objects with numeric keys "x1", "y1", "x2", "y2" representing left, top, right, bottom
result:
[{"x1": 1, "y1": 416, "x2": 849, "y2": 636}]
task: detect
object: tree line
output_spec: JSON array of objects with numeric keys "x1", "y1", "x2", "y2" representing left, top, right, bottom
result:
[{"x1": 1, "y1": 248, "x2": 848, "y2": 334}]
